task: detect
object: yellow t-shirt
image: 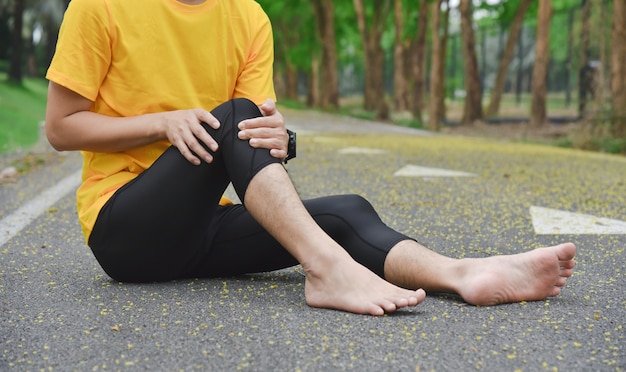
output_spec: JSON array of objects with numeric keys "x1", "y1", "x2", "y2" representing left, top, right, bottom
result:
[{"x1": 46, "y1": 0, "x2": 276, "y2": 240}]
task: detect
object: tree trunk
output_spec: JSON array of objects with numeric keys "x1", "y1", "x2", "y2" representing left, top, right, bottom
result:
[
  {"x1": 515, "y1": 27, "x2": 524, "y2": 104},
  {"x1": 529, "y1": 0, "x2": 552, "y2": 127},
  {"x1": 578, "y1": 0, "x2": 592, "y2": 117},
  {"x1": 285, "y1": 62, "x2": 299, "y2": 101},
  {"x1": 611, "y1": 0, "x2": 626, "y2": 137},
  {"x1": 393, "y1": 0, "x2": 409, "y2": 111},
  {"x1": 459, "y1": 0, "x2": 483, "y2": 125},
  {"x1": 428, "y1": 0, "x2": 445, "y2": 130},
  {"x1": 486, "y1": 0, "x2": 532, "y2": 117},
  {"x1": 307, "y1": 54, "x2": 321, "y2": 107},
  {"x1": 438, "y1": 2, "x2": 450, "y2": 121},
  {"x1": 8, "y1": 0, "x2": 25, "y2": 83},
  {"x1": 353, "y1": 0, "x2": 390, "y2": 119},
  {"x1": 564, "y1": 8, "x2": 575, "y2": 108},
  {"x1": 311, "y1": 0, "x2": 339, "y2": 109},
  {"x1": 409, "y1": 0, "x2": 429, "y2": 121}
]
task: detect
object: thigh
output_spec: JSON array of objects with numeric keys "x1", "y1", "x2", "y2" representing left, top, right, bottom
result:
[
  {"x1": 89, "y1": 145, "x2": 231, "y2": 282},
  {"x1": 89, "y1": 99, "x2": 277, "y2": 282}
]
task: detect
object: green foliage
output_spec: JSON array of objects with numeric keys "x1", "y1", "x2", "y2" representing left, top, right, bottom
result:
[
  {"x1": 592, "y1": 137, "x2": 626, "y2": 154},
  {"x1": 257, "y1": 0, "x2": 317, "y2": 72},
  {"x1": 335, "y1": 1, "x2": 361, "y2": 65},
  {"x1": 277, "y1": 99, "x2": 308, "y2": 110},
  {"x1": 0, "y1": 74, "x2": 48, "y2": 153}
]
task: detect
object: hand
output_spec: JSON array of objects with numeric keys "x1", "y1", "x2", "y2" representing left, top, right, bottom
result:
[
  {"x1": 161, "y1": 108, "x2": 221, "y2": 165},
  {"x1": 237, "y1": 99, "x2": 288, "y2": 160}
]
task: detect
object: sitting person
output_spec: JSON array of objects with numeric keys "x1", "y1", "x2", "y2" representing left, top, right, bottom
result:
[{"x1": 45, "y1": 0, "x2": 576, "y2": 316}]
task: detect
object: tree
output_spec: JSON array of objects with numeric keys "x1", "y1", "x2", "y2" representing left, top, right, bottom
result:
[
  {"x1": 39, "y1": 0, "x2": 68, "y2": 71},
  {"x1": 611, "y1": 0, "x2": 626, "y2": 137},
  {"x1": 353, "y1": 0, "x2": 390, "y2": 119},
  {"x1": 409, "y1": 0, "x2": 429, "y2": 121},
  {"x1": 578, "y1": 0, "x2": 592, "y2": 117},
  {"x1": 486, "y1": 0, "x2": 533, "y2": 117},
  {"x1": 393, "y1": 0, "x2": 409, "y2": 112},
  {"x1": 258, "y1": 0, "x2": 315, "y2": 102},
  {"x1": 428, "y1": 0, "x2": 446, "y2": 130},
  {"x1": 311, "y1": 0, "x2": 339, "y2": 109},
  {"x1": 459, "y1": 0, "x2": 483, "y2": 125},
  {"x1": 529, "y1": 0, "x2": 552, "y2": 127},
  {"x1": 8, "y1": 0, "x2": 25, "y2": 83}
]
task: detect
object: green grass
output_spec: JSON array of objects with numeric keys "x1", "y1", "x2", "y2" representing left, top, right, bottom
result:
[{"x1": 0, "y1": 73, "x2": 48, "y2": 153}]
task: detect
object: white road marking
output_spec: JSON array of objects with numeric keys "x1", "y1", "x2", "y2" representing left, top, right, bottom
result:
[
  {"x1": 394, "y1": 164, "x2": 476, "y2": 178},
  {"x1": 0, "y1": 169, "x2": 82, "y2": 247},
  {"x1": 530, "y1": 206, "x2": 626, "y2": 235},
  {"x1": 338, "y1": 147, "x2": 387, "y2": 155}
]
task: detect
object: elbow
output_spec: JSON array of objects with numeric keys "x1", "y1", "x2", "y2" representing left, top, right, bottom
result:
[{"x1": 45, "y1": 121, "x2": 70, "y2": 151}]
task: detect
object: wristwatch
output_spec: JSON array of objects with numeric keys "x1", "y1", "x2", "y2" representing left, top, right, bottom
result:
[{"x1": 285, "y1": 129, "x2": 296, "y2": 163}]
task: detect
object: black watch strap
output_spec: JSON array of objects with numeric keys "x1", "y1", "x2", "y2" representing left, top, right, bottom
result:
[{"x1": 285, "y1": 129, "x2": 296, "y2": 163}]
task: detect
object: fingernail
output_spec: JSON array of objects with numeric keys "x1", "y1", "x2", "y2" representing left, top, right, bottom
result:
[{"x1": 238, "y1": 131, "x2": 245, "y2": 138}]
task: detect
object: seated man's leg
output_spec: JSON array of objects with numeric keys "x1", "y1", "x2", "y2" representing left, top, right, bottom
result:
[
  {"x1": 200, "y1": 99, "x2": 426, "y2": 315},
  {"x1": 383, "y1": 240, "x2": 576, "y2": 305},
  {"x1": 205, "y1": 102, "x2": 576, "y2": 308},
  {"x1": 91, "y1": 98, "x2": 425, "y2": 315},
  {"x1": 88, "y1": 99, "x2": 280, "y2": 282},
  {"x1": 240, "y1": 164, "x2": 425, "y2": 315},
  {"x1": 278, "y1": 194, "x2": 576, "y2": 306}
]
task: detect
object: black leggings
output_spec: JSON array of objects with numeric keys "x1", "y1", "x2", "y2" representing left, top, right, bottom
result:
[{"x1": 88, "y1": 98, "x2": 412, "y2": 282}]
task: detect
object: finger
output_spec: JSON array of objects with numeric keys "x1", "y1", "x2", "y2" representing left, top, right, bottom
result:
[
  {"x1": 269, "y1": 148, "x2": 288, "y2": 160},
  {"x1": 170, "y1": 134, "x2": 203, "y2": 165},
  {"x1": 248, "y1": 137, "x2": 284, "y2": 150},
  {"x1": 195, "y1": 109, "x2": 220, "y2": 129},
  {"x1": 238, "y1": 126, "x2": 281, "y2": 140},
  {"x1": 259, "y1": 99, "x2": 276, "y2": 116},
  {"x1": 244, "y1": 132, "x2": 289, "y2": 155},
  {"x1": 191, "y1": 122, "x2": 219, "y2": 153},
  {"x1": 239, "y1": 111, "x2": 283, "y2": 131},
  {"x1": 184, "y1": 132, "x2": 215, "y2": 164},
  {"x1": 238, "y1": 116, "x2": 269, "y2": 130}
]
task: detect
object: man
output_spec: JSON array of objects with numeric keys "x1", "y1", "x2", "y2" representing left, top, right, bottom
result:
[{"x1": 45, "y1": 0, "x2": 575, "y2": 316}]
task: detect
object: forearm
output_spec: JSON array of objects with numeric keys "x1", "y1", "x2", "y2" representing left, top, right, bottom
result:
[
  {"x1": 45, "y1": 81, "x2": 167, "y2": 152},
  {"x1": 46, "y1": 110, "x2": 166, "y2": 152}
]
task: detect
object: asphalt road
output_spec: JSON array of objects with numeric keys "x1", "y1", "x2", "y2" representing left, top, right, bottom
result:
[{"x1": 1, "y1": 109, "x2": 625, "y2": 371}]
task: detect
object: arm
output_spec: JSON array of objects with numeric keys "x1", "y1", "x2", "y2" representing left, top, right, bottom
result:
[{"x1": 45, "y1": 82, "x2": 220, "y2": 165}]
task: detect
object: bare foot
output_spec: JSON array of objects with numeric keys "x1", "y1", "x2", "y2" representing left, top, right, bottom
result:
[
  {"x1": 303, "y1": 251, "x2": 426, "y2": 316},
  {"x1": 457, "y1": 243, "x2": 576, "y2": 306}
]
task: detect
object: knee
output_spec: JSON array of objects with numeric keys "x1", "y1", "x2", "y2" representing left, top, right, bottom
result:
[
  {"x1": 210, "y1": 98, "x2": 262, "y2": 132},
  {"x1": 310, "y1": 194, "x2": 383, "y2": 242},
  {"x1": 325, "y1": 194, "x2": 378, "y2": 219},
  {"x1": 346, "y1": 194, "x2": 377, "y2": 215},
  {"x1": 231, "y1": 97, "x2": 261, "y2": 114}
]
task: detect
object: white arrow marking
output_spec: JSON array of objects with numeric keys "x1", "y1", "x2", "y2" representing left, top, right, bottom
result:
[
  {"x1": 394, "y1": 164, "x2": 476, "y2": 177},
  {"x1": 530, "y1": 206, "x2": 626, "y2": 235},
  {"x1": 338, "y1": 147, "x2": 387, "y2": 155}
]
